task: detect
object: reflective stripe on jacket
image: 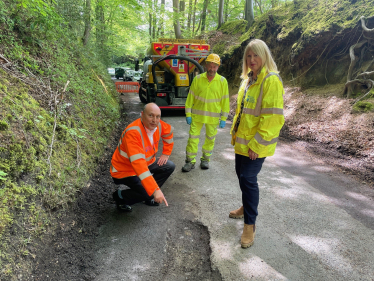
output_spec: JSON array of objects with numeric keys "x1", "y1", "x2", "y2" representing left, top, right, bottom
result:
[
  {"x1": 110, "y1": 118, "x2": 174, "y2": 196},
  {"x1": 185, "y1": 72, "x2": 230, "y2": 124},
  {"x1": 230, "y1": 67, "x2": 284, "y2": 158}
]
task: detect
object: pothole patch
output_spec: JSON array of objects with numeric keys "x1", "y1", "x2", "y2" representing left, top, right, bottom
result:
[{"x1": 160, "y1": 220, "x2": 222, "y2": 281}]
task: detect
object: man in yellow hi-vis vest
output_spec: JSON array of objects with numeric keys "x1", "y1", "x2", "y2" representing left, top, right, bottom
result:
[{"x1": 182, "y1": 54, "x2": 230, "y2": 172}]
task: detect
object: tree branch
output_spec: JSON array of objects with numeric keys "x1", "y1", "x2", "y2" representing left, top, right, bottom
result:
[
  {"x1": 346, "y1": 40, "x2": 367, "y2": 98},
  {"x1": 47, "y1": 80, "x2": 70, "y2": 176},
  {"x1": 360, "y1": 16, "x2": 374, "y2": 33},
  {"x1": 357, "y1": 71, "x2": 374, "y2": 79},
  {"x1": 344, "y1": 78, "x2": 374, "y2": 98}
]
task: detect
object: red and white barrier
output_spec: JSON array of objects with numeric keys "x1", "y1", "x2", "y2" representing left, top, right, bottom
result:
[{"x1": 115, "y1": 82, "x2": 140, "y2": 93}]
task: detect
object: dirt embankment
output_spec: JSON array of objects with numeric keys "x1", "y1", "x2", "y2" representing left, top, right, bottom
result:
[
  {"x1": 228, "y1": 85, "x2": 374, "y2": 187},
  {"x1": 281, "y1": 86, "x2": 374, "y2": 186}
]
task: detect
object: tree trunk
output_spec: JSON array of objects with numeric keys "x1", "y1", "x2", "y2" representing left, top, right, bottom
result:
[
  {"x1": 244, "y1": 0, "x2": 254, "y2": 30},
  {"x1": 149, "y1": 13, "x2": 152, "y2": 41},
  {"x1": 82, "y1": 0, "x2": 91, "y2": 45},
  {"x1": 152, "y1": 0, "x2": 157, "y2": 40},
  {"x1": 192, "y1": 0, "x2": 197, "y2": 33},
  {"x1": 187, "y1": 0, "x2": 192, "y2": 32},
  {"x1": 224, "y1": 0, "x2": 228, "y2": 21},
  {"x1": 254, "y1": 0, "x2": 263, "y2": 14},
  {"x1": 95, "y1": 0, "x2": 108, "y2": 63},
  {"x1": 95, "y1": 0, "x2": 105, "y2": 48},
  {"x1": 173, "y1": 0, "x2": 183, "y2": 38},
  {"x1": 160, "y1": 0, "x2": 165, "y2": 37},
  {"x1": 195, "y1": 14, "x2": 202, "y2": 34},
  {"x1": 218, "y1": 0, "x2": 224, "y2": 28},
  {"x1": 180, "y1": 0, "x2": 185, "y2": 29},
  {"x1": 200, "y1": 0, "x2": 209, "y2": 33}
]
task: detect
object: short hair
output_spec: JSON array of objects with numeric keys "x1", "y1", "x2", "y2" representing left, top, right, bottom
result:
[{"x1": 241, "y1": 39, "x2": 278, "y2": 79}]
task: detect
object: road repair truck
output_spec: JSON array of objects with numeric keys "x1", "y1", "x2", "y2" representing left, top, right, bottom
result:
[{"x1": 138, "y1": 38, "x2": 210, "y2": 109}]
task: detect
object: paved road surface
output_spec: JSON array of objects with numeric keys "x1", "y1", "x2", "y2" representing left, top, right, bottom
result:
[{"x1": 93, "y1": 92, "x2": 374, "y2": 281}]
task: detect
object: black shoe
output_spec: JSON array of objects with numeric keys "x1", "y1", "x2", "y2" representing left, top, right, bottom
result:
[
  {"x1": 144, "y1": 199, "x2": 159, "y2": 206},
  {"x1": 116, "y1": 203, "x2": 132, "y2": 212},
  {"x1": 112, "y1": 191, "x2": 132, "y2": 212}
]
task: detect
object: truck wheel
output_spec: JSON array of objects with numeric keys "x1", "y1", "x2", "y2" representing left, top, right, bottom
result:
[
  {"x1": 139, "y1": 87, "x2": 147, "y2": 103},
  {"x1": 147, "y1": 86, "x2": 155, "y2": 103}
]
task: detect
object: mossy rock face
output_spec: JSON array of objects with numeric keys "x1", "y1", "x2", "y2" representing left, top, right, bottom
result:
[
  {"x1": 219, "y1": 20, "x2": 247, "y2": 35},
  {"x1": 213, "y1": 42, "x2": 226, "y2": 55},
  {"x1": 206, "y1": 20, "x2": 249, "y2": 65},
  {"x1": 352, "y1": 101, "x2": 374, "y2": 113}
]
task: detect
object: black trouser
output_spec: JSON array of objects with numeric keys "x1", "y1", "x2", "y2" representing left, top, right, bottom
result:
[
  {"x1": 112, "y1": 159, "x2": 175, "y2": 205},
  {"x1": 235, "y1": 154, "x2": 265, "y2": 225}
]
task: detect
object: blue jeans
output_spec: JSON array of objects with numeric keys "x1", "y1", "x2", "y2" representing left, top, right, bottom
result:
[
  {"x1": 112, "y1": 159, "x2": 175, "y2": 205},
  {"x1": 235, "y1": 154, "x2": 265, "y2": 225}
]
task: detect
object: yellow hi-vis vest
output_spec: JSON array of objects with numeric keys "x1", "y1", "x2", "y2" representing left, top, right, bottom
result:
[
  {"x1": 231, "y1": 67, "x2": 284, "y2": 158},
  {"x1": 185, "y1": 72, "x2": 230, "y2": 124}
]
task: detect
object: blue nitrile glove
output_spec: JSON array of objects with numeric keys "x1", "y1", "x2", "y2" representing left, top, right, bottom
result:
[
  {"x1": 186, "y1": 117, "x2": 192, "y2": 125},
  {"x1": 219, "y1": 120, "x2": 226, "y2": 128}
]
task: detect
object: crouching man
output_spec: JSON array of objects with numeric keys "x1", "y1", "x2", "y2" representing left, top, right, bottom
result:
[{"x1": 110, "y1": 103, "x2": 175, "y2": 211}]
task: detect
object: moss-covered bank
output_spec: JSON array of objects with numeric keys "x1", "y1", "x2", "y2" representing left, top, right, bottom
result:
[{"x1": 0, "y1": 1, "x2": 121, "y2": 278}]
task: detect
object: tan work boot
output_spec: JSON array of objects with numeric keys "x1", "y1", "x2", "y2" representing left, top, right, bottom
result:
[
  {"x1": 229, "y1": 206, "x2": 244, "y2": 219},
  {"x1": 241, "y1": 224, "x2": 255, "y2": 248}
]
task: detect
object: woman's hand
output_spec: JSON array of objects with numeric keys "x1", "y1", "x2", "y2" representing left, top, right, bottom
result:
[{"x1": 248, "y1": 148, "x2": 258, "y2": 160}]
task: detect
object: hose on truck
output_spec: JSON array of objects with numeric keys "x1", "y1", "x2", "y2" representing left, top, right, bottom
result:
[{"x1": 151, "y1": 55, "x2": 205, "y2": 90}]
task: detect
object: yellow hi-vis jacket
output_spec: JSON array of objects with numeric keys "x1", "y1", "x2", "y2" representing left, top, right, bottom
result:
[
  {"x1": 185, "y1": 72, "x2": 230, "y2": 124},
  {"x1": 110, "y1": 118, "x2": 174, "y2": 196},
  {"x1": 231, "y1": 67, "x2": 284, "y2": 158}
]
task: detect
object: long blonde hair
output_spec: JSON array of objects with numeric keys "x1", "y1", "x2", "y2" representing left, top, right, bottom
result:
[{"x1": 241, "y1": 39, "x2": 278, "y2": 79}]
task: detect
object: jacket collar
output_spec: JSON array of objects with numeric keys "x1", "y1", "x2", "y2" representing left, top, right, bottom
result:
[
  {"x1": 202, "y1": 71, "x2": 220, "y2": 82},
  {"x1": 247, "y1": 66, "x2": 268, "y2": 84}
]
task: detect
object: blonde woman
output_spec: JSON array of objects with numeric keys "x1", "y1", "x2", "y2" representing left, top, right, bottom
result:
[{"x1": 229, "y1": 39, "x2": 285, "y2": 248}]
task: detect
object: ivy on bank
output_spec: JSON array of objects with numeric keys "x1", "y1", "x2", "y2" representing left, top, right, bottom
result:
[{"x1": 0, "y1": 0, "x2": 121, "y2": 278}]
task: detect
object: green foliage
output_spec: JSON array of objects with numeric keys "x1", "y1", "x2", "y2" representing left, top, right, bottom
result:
[
  {"x1": 0, "y1": 171, "x2": 7, "y2": 181},
  {"x1": 352, "y1": 101, "x2": 374, "y2": 113},
  {"x1": 0, "y1": 120, "x2": 8, "y2": 131}
]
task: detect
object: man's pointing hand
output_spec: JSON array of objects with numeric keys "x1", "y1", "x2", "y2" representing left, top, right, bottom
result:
[{"x1": 153, "y1": 189, "x2": 168, "y2": 206}]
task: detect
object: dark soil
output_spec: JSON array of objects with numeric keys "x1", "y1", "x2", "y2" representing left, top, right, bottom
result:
[{"x1": 30, "y1": 105, "x2": 129, "y2": 281}]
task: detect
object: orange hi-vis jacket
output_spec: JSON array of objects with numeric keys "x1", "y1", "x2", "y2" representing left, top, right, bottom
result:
[{"x1": 110, "y1": 118, "x2": 174, "y2": 196}]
